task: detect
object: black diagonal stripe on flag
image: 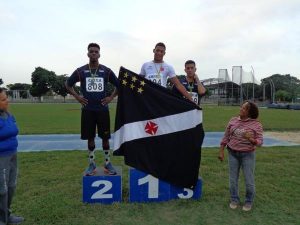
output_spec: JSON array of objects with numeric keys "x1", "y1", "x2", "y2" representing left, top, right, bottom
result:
[{"x1": 113, "y1": 66, "x2": 205, "y2": 189}]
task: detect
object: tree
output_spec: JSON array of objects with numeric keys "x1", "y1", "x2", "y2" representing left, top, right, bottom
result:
[
  {"x1": 30, "y1": 67, "x2": 56, "y2": 101},
  {"x1": 261, "y1": 74, "x2": 300, "y2": 102},
  {"x1": 52, "y1": 75, "x2": 68, "y2": 102},
  {"x1": 275, "y1": 90, "x2": 291, "y2": 102},
  {"x1": 7, "y1": 83, "x2": 32, "y2": 98},
  {"x1": 0, "y1": 78, "x2": 3, "y2": 86},
  {"x1": 7, "y1": 83, "x2": 31, "y2": 90}
]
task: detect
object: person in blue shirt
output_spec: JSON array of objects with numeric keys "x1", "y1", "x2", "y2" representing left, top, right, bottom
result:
[
  {"x1": 173, "y1": 60, "x2": 206, "y2": 105},
  {"x1": 0, "y1": 88, "x2": 24, "y2": 225},
  {"x1": 65, "y1": 43, "x2": 119, "y2": 176}
]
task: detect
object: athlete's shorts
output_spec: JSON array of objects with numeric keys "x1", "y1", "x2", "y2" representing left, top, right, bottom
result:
[{"x1": 81, "y1": 109, "x2": 111, "y2": 140}]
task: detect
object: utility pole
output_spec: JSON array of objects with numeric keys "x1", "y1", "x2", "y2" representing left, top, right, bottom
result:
[
  {"x1": 251, "y1": 66, "x2": 255, "y2": 100},
  {"x1": 269, "y1": 78, "x2": 275, "y2": 103},
  {"x1": 239, "y1": 66, "x2": 243, "y2": 104}
]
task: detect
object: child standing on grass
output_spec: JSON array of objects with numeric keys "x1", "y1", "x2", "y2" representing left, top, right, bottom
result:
[{"x1": 0, "y1": 88, "x2": 24, "y2": 225}]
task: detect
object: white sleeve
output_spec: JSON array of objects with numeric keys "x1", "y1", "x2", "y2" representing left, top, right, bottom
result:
[
  {"x1": 168, "y1": 64, "x2": 176, "y2": 78},
  {"x1": 139, "y1": 63, "x2": 146, "y2": 77}
]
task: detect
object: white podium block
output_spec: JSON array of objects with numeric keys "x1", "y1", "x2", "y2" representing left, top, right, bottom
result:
[
  {"x1": 82, "y1": 166, "x2": 122, "y2": 204},
  {"x1": 129, "y1": 168, "x2": 170, "y2": 203},
  {"x1": 170, "y1": 178, "x2": 202, "y2": 200}
]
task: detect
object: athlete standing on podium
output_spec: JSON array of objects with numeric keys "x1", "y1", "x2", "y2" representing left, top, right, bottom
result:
[
  {"x1": 139, "y1": 42, "x2": 194, "y2": 102},
  {"x1": 66, "y1": 43, "x2": 119, "y2": 176},
  {"x1": 172, "y1": 60, "x2": 206, "y2": 105}
]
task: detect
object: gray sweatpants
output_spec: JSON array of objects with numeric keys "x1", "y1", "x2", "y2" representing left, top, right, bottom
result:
[{"x1": 0, "y1": 153, "x2": 18, "y2": 224}]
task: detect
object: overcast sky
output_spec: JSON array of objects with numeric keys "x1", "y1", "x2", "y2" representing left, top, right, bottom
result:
[{"x1": 1, "y1": 0, "x2": 299, "y2": 86}]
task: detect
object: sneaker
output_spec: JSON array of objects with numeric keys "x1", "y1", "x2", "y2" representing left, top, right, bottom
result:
[
  {"x1": 242, "y1": 203, "x2": 252, "y2": 211},
  {"x1": 8, "y1": 214, "x2": 24, "y2": 224},
  {"x1": 104, "y1": 162, "x2": 117, "y2": 175},
  {"x1": 85, "y1": 161, "x2": 97, "y2": 176},
  {"x1": 229, "y1": 201, "x2": 238, "y2": 209}
]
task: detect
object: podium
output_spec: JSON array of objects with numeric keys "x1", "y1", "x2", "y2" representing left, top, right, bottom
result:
[
  {"x1": 82, "y1": 166, "x2": 122, "y2": 204},
  {"x1": 82, "y1": 167, "x2": 202, "y2": 204},
  {"x1": 129, "y1": 168, "x2": 202, "y2": 203},
  {"x1": 170, "y1": 179, "x2": 202, "y2": 200},
  {"x1": 129, "y1": 168, "x2": 170, "y2": 202}
]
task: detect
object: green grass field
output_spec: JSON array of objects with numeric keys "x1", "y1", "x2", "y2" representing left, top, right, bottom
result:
[
  {"x1": 10, "y1": 103, "x2": 300, "y2": 134},
  {"x1": 15, "y1": 147, "x2": 300, "y2": 225},
  {"x1": 7, "y1": 103, "x2": 300, "y2": 224}
]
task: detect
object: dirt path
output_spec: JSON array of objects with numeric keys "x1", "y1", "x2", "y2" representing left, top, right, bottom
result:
[{"x1": 264, "y1": 131, "x2": 300, "y2": 144}]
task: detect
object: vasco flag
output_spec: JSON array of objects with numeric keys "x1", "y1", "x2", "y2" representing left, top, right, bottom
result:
[{"x1": 113, "y1": 67, "x2": 204, "y2": 189}]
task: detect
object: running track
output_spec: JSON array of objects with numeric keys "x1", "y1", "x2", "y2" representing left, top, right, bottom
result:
[{"x1": 18, "y1": 132, "x2": 299, "y2": 152}]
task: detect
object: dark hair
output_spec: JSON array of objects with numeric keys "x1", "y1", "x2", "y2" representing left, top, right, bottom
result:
[
  {"x1": 155, "y1": 42, "x2": 166, "y2": 49},
  {"x1": 87, "y1": 43, "x2": 100, "y2": 50},
  {"x1": 185, "y1": 60, "x2": 196, "y2": 67},
  {"x1": 245, "y1": 100, "x2": 259, "y2": 119},
  {"x1": 0, "y1": 87, "x2": 4, "y2": 93}
]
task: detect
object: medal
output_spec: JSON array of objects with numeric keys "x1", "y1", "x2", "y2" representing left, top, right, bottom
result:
[
  {"x1": 88, "y1": 64, "x2": 99, "y2": 84},
  {"x1": 188, "y1": 82, "x2": 194, "y2": 92}
]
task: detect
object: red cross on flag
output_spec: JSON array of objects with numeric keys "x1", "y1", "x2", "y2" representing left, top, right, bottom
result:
[{"x1": 145, "y1": 121, "x2": 158, "y2": 135}]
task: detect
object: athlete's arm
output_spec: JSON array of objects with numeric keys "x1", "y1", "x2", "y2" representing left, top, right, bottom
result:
[
  {"x1": 139, "y1": 63, "x2": 146, "y2": 77},
  {"x1": 65, "y1": 81, "x2": 88, "y2": 106},
  {"x1": 101, "y1": 69, "x2": 119, "y2": 105},
  {"x1": 194, "y1": 75, "x2": 206, "y2": 95},
  {"x1": 170, "y1": 77, "x2": 193, "y2": 102},
  {"x1": 101, "y1": 89, "x2": 118, "y2": 105}
]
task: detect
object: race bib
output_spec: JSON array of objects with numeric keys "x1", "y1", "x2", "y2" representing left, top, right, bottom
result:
[
  {"x1": 86, "y1": 77, "x2": 104, "y2": 92},
  {"x1": 147, "y1": 74, "x2": 162, "y2": 85},
  {"x1": 190, "y1": 92, "x2": 198, "y2": 104}
]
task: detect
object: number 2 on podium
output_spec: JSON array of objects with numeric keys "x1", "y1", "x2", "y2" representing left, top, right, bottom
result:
[{"x1": 91, "y1": 180, "x2": 113, "y2": 199}]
